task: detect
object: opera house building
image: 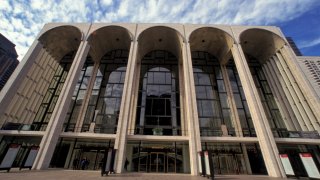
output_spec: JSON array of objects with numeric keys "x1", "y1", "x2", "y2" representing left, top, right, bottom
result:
[{"x1": 0, "y1": 23, "x2": 320, "y2": 178}]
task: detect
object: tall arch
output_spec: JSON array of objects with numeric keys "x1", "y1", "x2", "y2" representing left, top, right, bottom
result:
[{"x1": 87, "y1": 25, "x2": 132, "y2": 62}]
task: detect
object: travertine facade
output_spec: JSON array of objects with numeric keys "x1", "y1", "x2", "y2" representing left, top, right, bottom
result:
[{"x1": 0, "y1": 23, "x2": 319, "y2": 178}]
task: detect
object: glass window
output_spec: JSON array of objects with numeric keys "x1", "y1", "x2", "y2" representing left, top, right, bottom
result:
[
  {"x1": 135, "y1": 50, "x2": 180, "y2": 136},
  {"x1": 82, "y1": 50, "x2": 129, "y2": 134},
  {"x1": 192, "y1": 51, "x2": 231, "y2": 136}
]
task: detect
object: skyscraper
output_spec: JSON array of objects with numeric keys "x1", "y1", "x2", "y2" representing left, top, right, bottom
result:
[{"x1": 0, "y1": 33, "x2": 19, "y2": 91}]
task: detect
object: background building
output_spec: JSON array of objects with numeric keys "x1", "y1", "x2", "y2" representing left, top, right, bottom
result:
[
  {"x1": 297, "y1": 56, "x2": 320, "y2": 99},
  {"x1": 286, "y1": 37, "x2": 303, "y2": 56},
  {"x1": 0, "y1": 33, "x2": 19, "y2": 91},
  {"x1": 0, "y1": 23, "x2": 319, "y2": 178}
]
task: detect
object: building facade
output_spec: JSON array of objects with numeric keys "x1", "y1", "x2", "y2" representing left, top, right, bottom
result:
[
  {"x1": 297, "y1": 56, "x2": 320, "y2": 99},
  {"x1": 286, "y1": 37, "x2": 303, "y2": 56},
  {"x1": 0, "y1": 23, "x2": 320, "y2": 178},
  {"x1": 0, "y1": 33, "x2": 19, "y2": 91}
]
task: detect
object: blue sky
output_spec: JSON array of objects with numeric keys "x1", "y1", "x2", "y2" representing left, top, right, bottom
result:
[{"x1": 0, "y1": 0, "x2": 319, "y2": 60}]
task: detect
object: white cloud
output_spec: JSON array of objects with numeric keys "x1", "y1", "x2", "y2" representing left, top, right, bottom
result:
[
  {"x1": 0, "y1": 0, "x2": 319, "y2": 60},
  {"x1": 0, "y1": 1, "x2": 12, "y2": 11},
  {"x1": 299, "y1": 37, "x2": 320, "y2": 48},
  {"x1": 100, "y1": 0, "x2": 113, "y2": 7}
]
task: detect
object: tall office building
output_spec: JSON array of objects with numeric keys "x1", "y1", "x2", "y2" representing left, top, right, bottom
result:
[
  {"x1": 297, "y1": 56, "x2": 320, "y2": 98},
  {"x1": 0, "y1": 23, "x2": 320, "y2": 178},
  {"x1": 286, "y1": 37, "x2": 303, "y2": 56},
  {"x1": 0, "y1": 33, "x2": 19, "y2": 91}
]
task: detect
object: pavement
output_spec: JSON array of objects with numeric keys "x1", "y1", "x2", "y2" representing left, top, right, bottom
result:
[{"x1": 0, "y1": 169, "x2": 294, "y2": 180}]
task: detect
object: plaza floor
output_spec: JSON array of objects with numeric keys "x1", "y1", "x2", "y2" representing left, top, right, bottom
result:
[{"x1": 0, "y1": 169, "x2": 296, "y2": 180}]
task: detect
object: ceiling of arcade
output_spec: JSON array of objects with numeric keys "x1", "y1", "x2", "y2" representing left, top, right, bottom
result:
[
  {"x1": 38, "y1": 26, "x2": 82, "y2": 61},
  {"x1": 189, "y1": 28, "x2": 234, "y2": 63},
  {"x1": 240, "y1": 29, "x2": 286, "y2": 64},
  {"x1": 88, "y1": 26, "x2": 132, "y2": 62},
  {"x1": 137, "y1": 27, "x2": 183, "y2": 62}
]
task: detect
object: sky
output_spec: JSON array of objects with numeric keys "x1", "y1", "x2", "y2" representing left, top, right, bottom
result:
[{"x1": 0, "y1": 0, "x2": 320, "y2": 61}]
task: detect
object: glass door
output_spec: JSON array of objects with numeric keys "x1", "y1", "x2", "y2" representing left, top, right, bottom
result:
[{"x1": 149, "y1": 153, "x2": 165, "y2": 172}]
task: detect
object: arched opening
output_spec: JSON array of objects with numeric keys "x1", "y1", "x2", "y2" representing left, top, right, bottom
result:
[
  {"x1": 81, "y1": 49, "x2": 129, "y2": 134},
  {"x1": 127, "y1": 26, "x2": 189, "y2": 174},
  {"x1": 135, "y1": 50, "x2": 180, "y2": 135},
  {"x1": 189, "y1": 28, "x2": 238, "y2": 136},
  {"x1": 30, "y1": 26, "x2": 82, "y2": 131},
  {"x1": 240, "y1": 29, "x2": 289, "y2": 137},
  {"x1": 51, "y1": 26, "x2": 132, "y2": 169},
  {"x1": 61, "y1": 26, "x2": 132, "y2": 134},
  {"x1": 190, "y1": 27, "x2": 266, "y2": 175}
]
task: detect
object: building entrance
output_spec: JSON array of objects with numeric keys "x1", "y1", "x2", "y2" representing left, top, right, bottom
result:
[
  {"x1": 50, "y1": 138, "x2": 114, "y2": 170},
  {"x1": 128, "y1": 141, "x2": 189, "y2": 173},
  {"x1": 72, "y1": 147, "x2": 106, "y2": 170},
  {"x1": 136, "y1": 151, "x2": 182, "y2": 173}
]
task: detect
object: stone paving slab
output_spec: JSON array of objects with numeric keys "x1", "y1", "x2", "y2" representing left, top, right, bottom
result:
[{"x1": 0, "y1": 169, "x2": 292, "y2": 180}]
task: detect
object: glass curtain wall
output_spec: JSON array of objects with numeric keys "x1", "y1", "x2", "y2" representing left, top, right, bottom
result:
[
  {"x1": 82, "y1": 50, "x2": 128, "y2": 134},
  {"x1": 192, "y1": 51, "x2": 233, "y2": 136},
  {"x1": 128, "y1": 141, "x2": 189, "y2": 173},
  {"x1": 63, "y1": 57, "x2": 94, "y2": 132},
  {"x1": 50, "y1": 138, "x2": 114, "y2": 170},
  {"x1": 32, "y1": 52, "x2": 74, "y2": 131},
  {"x1": 226, "y1": 61, "x2": 255, "y2": 137},
  {"x1": 135, "y1": 50, "x2": 181, "y2": 136},
  {"x1": 202, "y1": 143, "x2": 267, "y2": 175},
  {"x1": 247, "y1": 56, "x2": 286, "y2": 137}
]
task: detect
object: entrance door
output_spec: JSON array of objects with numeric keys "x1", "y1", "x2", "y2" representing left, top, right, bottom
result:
[
  {"x1": 73, "y1": 148, "x2": 105, "y2": 170},
  {"x1": 213, "y1": 153, "x2": 243, "y2": 174},
  {"x1": 149, "y1": 153, "x2": 165, "y2": 172}
]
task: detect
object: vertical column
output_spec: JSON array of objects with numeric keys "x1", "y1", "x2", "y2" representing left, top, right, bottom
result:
[
  {"x1": 0, "y1": 40, "x2": 43, "y2": 116},
  {"x1": 231, "y1": 43, "x2": 285, "y2": 177},
  {"x1": 128, "y1": 62, "x2": 141, "y2": 135},
  {"x1": 221, "y1": 65, "x2": 253, "y2": 174},
  {"x1": 220, "y1": 65, "x2": 243, "y2": 137},
  {"x1": 182, "y1": 42, "x2": 201, "y2": 175},
  {"x1": 263, "y1": 61, "x2": 296, "y2": 130},
  {"x1": 114, "y1": 40, "x2": 138, "y2": 173},
  {"x1": 74, "y1": 62, "x2": 100, "y2": 132},
  {"x1": 33, "y1": 40, "x2": 90, "y2": 169},
  {"x1": 269, "y1": 57, "x2": 305, "y2": 130},
  {"x1": 275, "y1": 53, "x2": 314, "y2": 131},
  {"x1": 280, "y1": 47, "x2": 320, "y2": 132}
]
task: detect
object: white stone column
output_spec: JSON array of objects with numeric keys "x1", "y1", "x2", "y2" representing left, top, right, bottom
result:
[
  {"x1": 182, "y1": 42, "x2": 202, "y2": 175},
  {"x1": 262, "y1": 62, "x2": 295, "y2": 130},
  {"x1": 264, "y1": 60, "x2": 299, "y2": 130},
  {"x1": 282, "y1": 45, "x2": 320, "y2": 114},
  {"x1": 74, "y1": 62, "x2": 100, "y2": 132},
  {"x1": 0, "y1": 40, "x2": 43, "y2": 116},
  {"x1": 269, "y1": 57, "x2": 305, "y2": 131},
  {"x1": 128, "y1": 62, "x2": 141, "y2": 135},
  {"x1": 231, "y1": 43, "x2": 285, "y2": 177},
  {"x1": 279, "y1": 47, "x2": 320, "y2": 132},
  {"x1": 33, "y1": 40, "x2": 90, "y2": 169},
  {"x1": 220, "y1": 65, "x2": 243, "y2": 137},
  {"x1": 275, "y1": 53, "x2": 314, "y2": 131},
  {"x1": 114, "y1": 40, "x2": 138, "y2": 173}
]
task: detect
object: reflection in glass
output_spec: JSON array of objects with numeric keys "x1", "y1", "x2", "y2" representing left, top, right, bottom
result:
[
  {"x1": 83, "y1": 50, "x2": 128, "y2": 134},
  {"x1": 192, "y1": 51, "x2": 234, "y2": 136},
  {"x1": 63, "y1": 57, "x2": 94, "y2": 132},
  {"x1": 32, "y1": 52, "x2": 74, "y2": 131},
  {"x1": 248, "y1": 56, "x2": 286, "y2": 137},
  {"x1": 226, "y1": 61, "x2": 255, "y2": 137},
  {"x1": 135, "y1": 50, "x2": 181, "y2": 135}
]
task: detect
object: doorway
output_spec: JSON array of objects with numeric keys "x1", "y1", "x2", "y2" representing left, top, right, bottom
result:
[
  {"x1": 149, "y1": 152, "x2": 165, "y2": 172},
  {"x1": 72, "y1": 147, "x2": 105, "y2": 170},
  {"x1": 129, "y1": 141, "x2": 188, "y2": 173}
]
